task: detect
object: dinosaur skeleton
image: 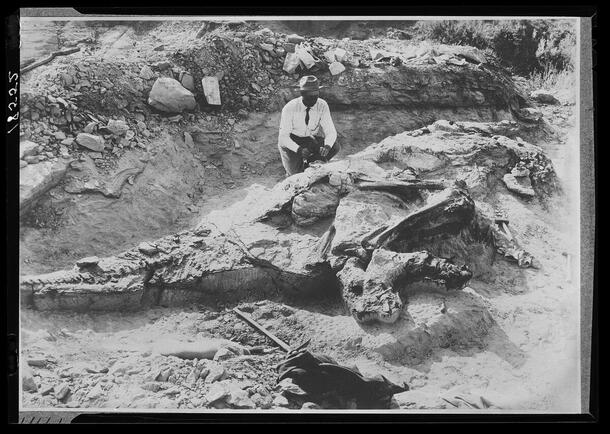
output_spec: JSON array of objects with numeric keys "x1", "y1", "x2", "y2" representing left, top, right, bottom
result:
[{"x1": 20, "y1": 123, "x2": 548, "y2": 324}]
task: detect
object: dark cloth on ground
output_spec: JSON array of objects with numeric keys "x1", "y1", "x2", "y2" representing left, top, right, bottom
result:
[{"x1": 276, "y1": 348, "x2": 408, "y2": 409}]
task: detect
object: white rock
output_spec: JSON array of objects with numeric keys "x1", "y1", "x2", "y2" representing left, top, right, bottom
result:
[
  {"x1": 201, "y1": 76, "x2": 221, "y2": 106},
  {"x1": 212, "y1": 347, "x2": 235, "y2": 362},
  {"x1": 86, "y1": 383, "x2": 104, "y2": 400},
  {"x1": 272, "y1": 395, "x2": 289, "y2": 407},
  {"x1": 204, "y1": 361, "x2": 225, "y2": 383},
  {"x1": 20, "y1": 159, "x2": 70, "y2": 213},
  {"x1": 334, "y1": 47, "x2": 347, "y2": 62},
  {"x1": 105, "y1": 120, "x2": 129, "y2": 136},
  {"x1": 287, "y1": 34, "x2": 305, "y2": 44},
  {"x1": 20, "y1": 141, "x2": 39, "y2": 159},
  {"x1": 76, "y1": 256, "x2": 99, "y2": 267},
  {"x1": 184, "y1": 131, "x2": 194, "y2": 147},
  {"x1": 226, "y1": 386, "x2": 256, "y2": 409},
  {"x1": 206, "y1": 382, "x2": 229, "y2": 403},
  {"x1": 295, "y1": 46, "x2": 316, "y2": 69},
  {"x1": 329, "y1": 61, "x2": 346, "y2": 76},
  {"x1": 283, "y1": 52, "x2": 301, "y2": 74},
  {"x1": 180, "y1": 72, "x2": 195, "y2": 92},
  {"x1": 139, "y1": 65, "x2": 155, "y2": 80},
  {"x1": 76, "y1": 133, "x2": 105, "y2": 152},
  {"x1": 54, "y1": 383, "x2": 70, "y2": 401},
  {"x1": 323, "y1": 50, "x2": 336, "y2": 63},
  {"x1": 148, "y1": 77, "x2": 197, "y2": 113}
]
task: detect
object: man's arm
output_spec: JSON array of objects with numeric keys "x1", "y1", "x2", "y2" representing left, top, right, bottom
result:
[
  {"x1": 319, "y1": 101, "x2": 337, "y2": 148},
  {"x1": 278, "y1": 103, "x2": 301, "y2": 153}
]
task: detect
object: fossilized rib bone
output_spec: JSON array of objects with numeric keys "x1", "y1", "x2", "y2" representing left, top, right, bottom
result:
[
  {"x1": 338, "y1": 249, "x2": 472, "y2": 323},
  {"x1": 362, "y1": 186, "x2": 476, "y2": 251}
]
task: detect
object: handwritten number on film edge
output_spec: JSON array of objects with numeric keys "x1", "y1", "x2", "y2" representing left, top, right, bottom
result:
[{"x1": 7, "y1": 71, "x2": 19, "y2": 134}]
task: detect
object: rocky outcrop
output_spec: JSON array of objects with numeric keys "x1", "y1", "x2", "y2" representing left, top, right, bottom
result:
[{"x1": 20, "y1": 120, "x2": 555, "y2": 322}]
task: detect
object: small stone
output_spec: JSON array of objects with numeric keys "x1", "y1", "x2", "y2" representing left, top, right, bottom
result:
[
  {"x1": 301, "y1": 402, "x2": 321, "y2": 409},
  {"x1": 212, "y1": 347, "x2": 235, "y2": 362},
  {"x1": 206, "y1": 382, "x2": 229, "y2": 403},
  {"x1": 76, "y1": 133, "x2": 105, "y2": 152},
  {"x1": 250, "y1": 82, "x2": 261, "y2": 93},
  {"x1": 54, "y1": 383, "x2": 70, "y2": 401},
  {"x1": 284, "y1": 42, "x2": 296, "y2": 53},
  {"x1": 204, "y1": 362, "x2": 225, "y2": 383},
  {"x1": 75, "y1": 256, "x2": 98, "y2": 269},
  {"x1": 105, "y1": 120, "x2": 129, "y2": 136},
  {"x1": 135, "y1": 241, "x2": 159, "y2": 256},
  {"x1": 153, "y1": 44, "x2": 165, "y2": 51},
  {"x1": 334, "y1": 47, "x2": 347, "y2": 62},
  {"x1": 530, "y1": 90, "x2": 560, "y2": 105},
  {"x1": 272, "y1": 395, "x2": 289, "y2": 407},
  {"x1": 180, "y1": 72, "x2": 195, "y2": 92},
  {"x1": 22, "y1": 366, "x2": 38, "y2": 392},
  {"x1": 83, "y1": 122, "x2": 98, "y2": 134},
  {"x1": 61, "y1": 138, "x2": 75, "y2": 146},
  {"x1": 184, "y1": 132, "x2": 194, "y2": 147},
  {"x1": 287, "y1": 34, "x2": 305, "y2": 44},
  {"x1": 283, "y1": 52, "x2": 301, "y2": 74},
  {"x1": 201, "y1": 76, "x2": 221, "y2": 106},
  {"x1": 88, "y1": 152, "x2": 103, "y2": 159},
  {"x1": 20, "y1": 140, "x2": 39, "y2": 159},
  {"x1": 86, "y1": 383, "x2": 104, "y2": 400},
  {"x1": 20, "y1": 160, "x2": 28, "y2": 168},
  {"x1": 329, "y1": 61, "x2": 346, "y2": 75},
  {"x1": 54, "y1": 131, "x2": 67, "y2": 140},
  {"x1": 259, "y1": 43, "x2": 274, "y2": 52},
  {"x1": 226, "y1": 387, "x2": 256, "y2": 409},
  {"x1": 140, "y1": 65, "x2": 155, "y2": 80},
  {"x1": 152, "y1": 61, "x2": 172, "y2": 71},
  {"x1": 156, "y1": 368, "x2": 173, "y2": 382},
  {"x1": 40, "y1": 385, "x2": 54, "y2": 396}
]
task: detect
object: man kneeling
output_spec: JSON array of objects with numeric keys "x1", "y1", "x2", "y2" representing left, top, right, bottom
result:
[{"x1": 277, "y1": 75, "x2": 341, "y2": 176}]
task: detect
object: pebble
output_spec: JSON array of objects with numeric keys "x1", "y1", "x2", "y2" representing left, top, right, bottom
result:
[
  {"x1": 272, "y1": 394, "x2": 289, "y2": 407},
  {"x1": 204, "y1": 362, "x2": 225, "y2": 383},
  {"x1": 54, "y1": 383, "x2": 70, "y2": 401}
]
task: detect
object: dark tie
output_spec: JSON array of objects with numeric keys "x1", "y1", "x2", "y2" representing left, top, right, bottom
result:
[{"x1": 305, "y1": 107, "x2": 310, "y2": 125}]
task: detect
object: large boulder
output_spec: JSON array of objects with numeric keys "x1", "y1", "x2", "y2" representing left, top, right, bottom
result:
[{"x1": 148, "y1": 77, "x2": 197, "y2": 113}]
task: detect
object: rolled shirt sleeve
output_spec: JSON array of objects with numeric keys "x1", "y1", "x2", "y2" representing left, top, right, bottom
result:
[
  {"x1": 278, "y1": 103, "x2": 300, "y2": 153},
  {"x1": 319, "y1": 101, "x2": 337, "y2": 148}
]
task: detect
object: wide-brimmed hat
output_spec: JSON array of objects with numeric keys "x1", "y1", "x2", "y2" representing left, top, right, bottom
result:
[{"x1": 296, "y1": 75, "x2": 324, "y2": 91}]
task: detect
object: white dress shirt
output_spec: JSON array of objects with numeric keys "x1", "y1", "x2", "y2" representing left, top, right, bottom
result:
[{"x1": 278, "y1": 97, "x2": 338, "y2": 153}]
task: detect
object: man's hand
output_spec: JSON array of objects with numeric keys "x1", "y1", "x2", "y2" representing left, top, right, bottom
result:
[
  {"x1": 319, "y1": 145, "x2": 332, "y2": 158},
  {"x1": 299, "y1": 146, "x2": 313, "y2": 159}
]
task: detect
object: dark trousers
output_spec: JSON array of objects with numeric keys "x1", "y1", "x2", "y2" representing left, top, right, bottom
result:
[{"x1": 279, "y1": 134, "x2": 341, "y2": 176}]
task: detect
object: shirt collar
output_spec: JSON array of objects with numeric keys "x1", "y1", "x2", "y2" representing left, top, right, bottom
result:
[{"x1": 300, "y1": 97, "x2": 317, "y2": 110}]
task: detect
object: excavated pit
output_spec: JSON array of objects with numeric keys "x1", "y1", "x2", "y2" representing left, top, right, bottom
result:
[{"x1": 19, "y1": 20, "x2": 580, "y2": 411}]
